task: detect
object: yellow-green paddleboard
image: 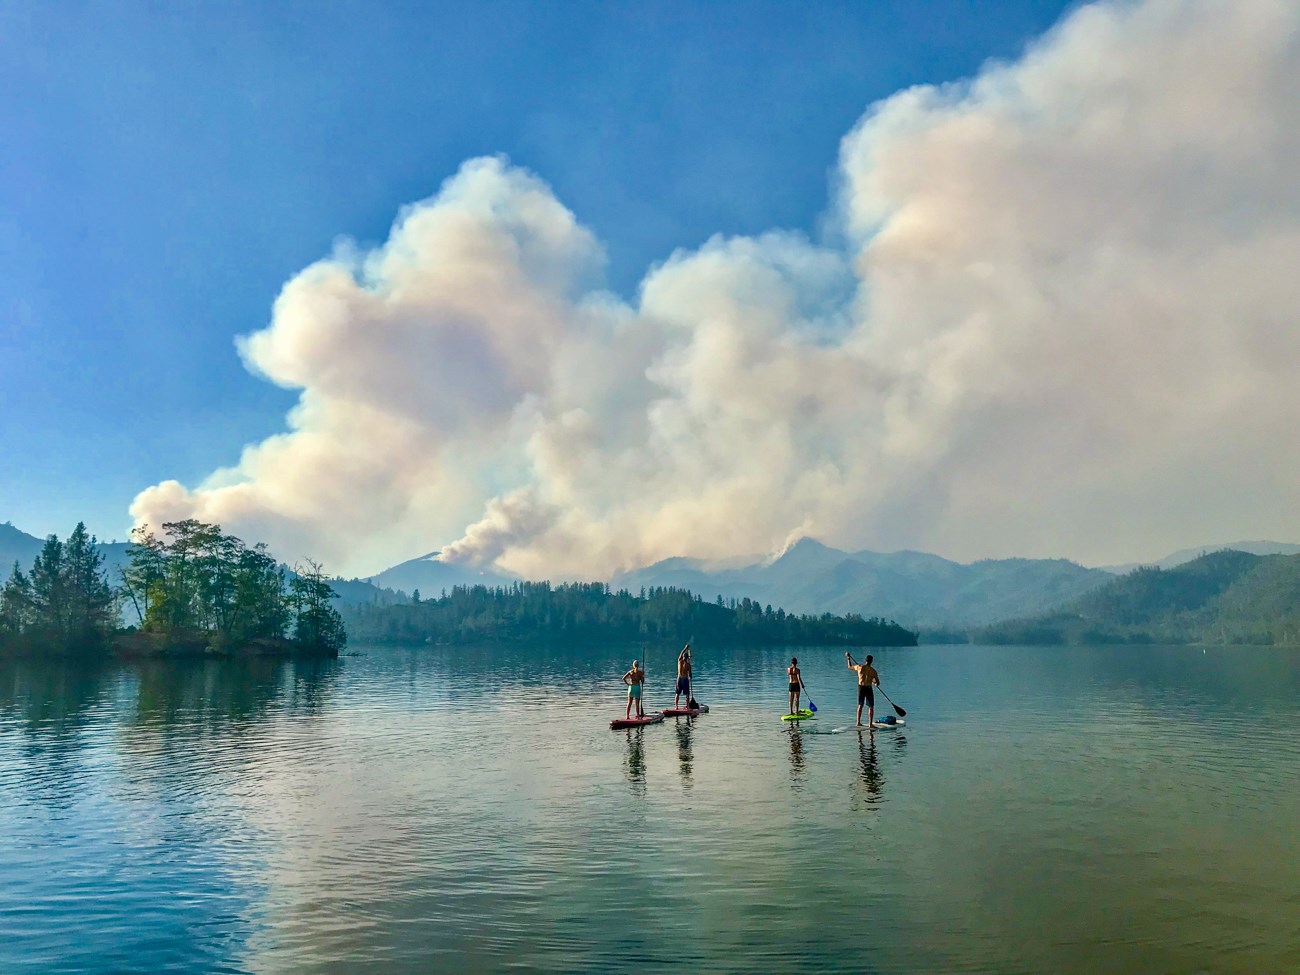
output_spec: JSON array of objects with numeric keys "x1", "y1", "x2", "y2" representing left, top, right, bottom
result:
[{"x1": 781, "y1": 709, "x2": 815, "y2": 721}]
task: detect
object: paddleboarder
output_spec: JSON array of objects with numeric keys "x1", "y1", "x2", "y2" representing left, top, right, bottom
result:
[
  {"x1": 846, "y1": 651, "x2": 880, "y2": 727},
  {"x1": 622, "y1": 659, "x2": 646, "y2": 720},
  {"x1": 674, "y1": 644, "x2": 692, "y2": 708},
  {"x1": 787, "y1": 657, "x2": 803, "y2": 714}
]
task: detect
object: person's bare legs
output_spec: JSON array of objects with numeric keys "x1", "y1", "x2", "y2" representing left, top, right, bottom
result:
[
  {"x1": 856, "y1": 702, "x2": 864, "y2": 726},
  {"x1": 626, "y1": 695, "x2": 633, "y2": 720}
]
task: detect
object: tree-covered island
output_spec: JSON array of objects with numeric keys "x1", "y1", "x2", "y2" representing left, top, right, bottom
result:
[
  {"x1": 343, "y1": 581, "x2": 919, "y2": 647},
  {"x1": 0, "y1": 520, "x2": 346, "y2": 658}
]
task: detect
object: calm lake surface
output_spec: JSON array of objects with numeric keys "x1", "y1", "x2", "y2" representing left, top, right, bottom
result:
[{"x1": 2, "y1": 643, "x2": 1298, "y2": 974}]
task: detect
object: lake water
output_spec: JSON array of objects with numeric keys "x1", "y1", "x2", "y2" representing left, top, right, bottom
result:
[{"x1": 2, "y1": 644, "x2": 1298, "y2": 974}]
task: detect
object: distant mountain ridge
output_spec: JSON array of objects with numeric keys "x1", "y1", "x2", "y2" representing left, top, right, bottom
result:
[
  {"x1": 979, "y1": 550, "x2": 1300, "y2": 645},
  {"x1": 615, "y1": 537, "x2": 1114, "y2": 627},
  {"x1": 1101, "y1": 540, "x2": 1300, "y2": 573},
  {"x1": 9, "y1": 517, "x2": 1297, "y2": 633},
  {"x1": 2, "y1": 522, "x2": 136, "y2": 580},
  {"x1": 0, "y1": 522, "x2": 44, "y2": 573},
  {"x1": 367, "y1": 551, "x2": 514, "y2": 597}
]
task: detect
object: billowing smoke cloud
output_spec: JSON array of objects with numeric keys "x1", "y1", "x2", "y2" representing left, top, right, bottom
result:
[
  {"x1": 438, "y1": 488, "x2": 556, "y2": 566},
  {"x1": 133, "y1": 0, "x2": 1300, "y2": 576}
]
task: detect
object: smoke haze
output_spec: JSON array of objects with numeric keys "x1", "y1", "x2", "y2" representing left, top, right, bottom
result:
[{"x1": 132, "y1": 0, "x2": 1300, "y2": 577}]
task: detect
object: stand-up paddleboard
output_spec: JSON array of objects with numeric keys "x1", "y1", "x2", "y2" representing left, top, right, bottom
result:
[
  {"x1": 871, "y1": 717, "x2": 905, "y2": 729},
  {"x1": 781, "y1": 709, "x2": 816, "y2": 721},
  {"x1": 663, "y1": 704, "x2": 709, "y2": 716},
  {"x1": 611, "y1": 711, "x2": 665, "y2": 730}
]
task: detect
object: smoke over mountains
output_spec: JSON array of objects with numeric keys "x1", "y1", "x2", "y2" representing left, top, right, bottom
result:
[{"x1": 131, "y1": 0, "x2": 1300, "y2": 579}]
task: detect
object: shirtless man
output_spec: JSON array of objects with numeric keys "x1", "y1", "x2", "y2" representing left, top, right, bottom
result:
[
  {"x1": 622, "y1": 659, "x2": 646, "y2": 720},
  {"x1": 846, "y1": 652, "x2": 880, "y2": 727},
  {"x1": 787, "y1": 657, "x2": 803, "y2": 714},
  {"x1": 674, "y1": 644, "x2": 692, "y2": 708}
]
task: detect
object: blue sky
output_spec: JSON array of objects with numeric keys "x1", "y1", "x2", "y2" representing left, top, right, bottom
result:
[{"x1": 1, "y1": 0, "x2": 1076, "y2": 543}]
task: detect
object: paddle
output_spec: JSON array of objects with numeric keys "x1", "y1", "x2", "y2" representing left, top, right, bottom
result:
[
  {"x1": 877, "y1": 686, "x2": 906, "y2": 719},
  {"x1": 684, "y1": 640, "x2": 694, "y2": 707},
  {"x1": 848, "y1": 653, "x2": 906, "y2": 718},
  {"x1": 801, "y1": 680, "x2": 817, "y2": 713}
]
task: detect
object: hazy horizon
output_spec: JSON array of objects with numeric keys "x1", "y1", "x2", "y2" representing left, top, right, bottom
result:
[{"x1": 6, "y1": 515, "x2": 1300, "y2": 584}]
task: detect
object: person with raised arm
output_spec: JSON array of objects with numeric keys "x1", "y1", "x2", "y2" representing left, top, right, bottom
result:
[
  {"x1": 846, "y1": 651, "x2": 880, "y2": 727},
  {"x1": 674, "y1": 644, "x2": 693, "y2": 709}
]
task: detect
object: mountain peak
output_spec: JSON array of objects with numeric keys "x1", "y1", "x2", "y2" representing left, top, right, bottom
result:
[{"x1": 765, "y1": 535, "x2": 836, "y2": 564}]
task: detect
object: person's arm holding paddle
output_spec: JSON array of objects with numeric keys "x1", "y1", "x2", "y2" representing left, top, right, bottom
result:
[
  {"x1": 797, "y1": 659, "x2": 817, "y2": 714},
  {"x1": 848, "y1": 651, "x2": 907, "y2": 721}
]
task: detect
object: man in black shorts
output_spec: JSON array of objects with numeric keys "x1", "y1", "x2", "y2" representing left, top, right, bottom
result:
[
  {"x1": 846, "y1": 652, "x2": 879, "y2": 727},
  {"x1": 674, "y1": 644, "x2": 692, "y2": 708}
]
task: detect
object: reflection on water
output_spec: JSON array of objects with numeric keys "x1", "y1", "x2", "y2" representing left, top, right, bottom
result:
[
  {"x1": 1, "y1": 644, "x2": 1298, "y2": 975},
  {"x1": 0, "y1": 656, "x2": 339, "y2": 733},
  {"x1": 0, "y1": 655, "x2": 342, "y2": 975},
  {"x1": 673, "y1": 717, "x2": 694, "y2": 784},
  {"x1": 852, "y1": 728, "x2": 909, "y2": 811},
  {"x1": 623, "y1": 728, "x2": 646, "y2": 795},
  {"x1": 787, "y1": 726, "x2": 806, "y2": 786},
  {"x1": 857, "y1": 730, "x2": 883, "y2": 807}
]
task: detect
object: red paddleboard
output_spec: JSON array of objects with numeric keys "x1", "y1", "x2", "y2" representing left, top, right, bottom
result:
[
  {"x1": 610, "y1": 711, "x2": 665, "y2": 729},
  {"x1": 662, "y1": 704, "x2": 710, "y2": 716}
]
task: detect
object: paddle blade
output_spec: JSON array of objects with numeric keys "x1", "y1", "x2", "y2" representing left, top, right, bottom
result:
[
  {"x1": 807, "y1": 698, "x2": 818, "y2": 713},
  {"x1": 892, "y1": 703, "x2": 906, "y2": 717}
]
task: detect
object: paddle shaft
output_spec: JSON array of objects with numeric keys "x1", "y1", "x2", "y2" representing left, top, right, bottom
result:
[{"x1": 800, "y1": 680, "x2": 817, "y2": 712}]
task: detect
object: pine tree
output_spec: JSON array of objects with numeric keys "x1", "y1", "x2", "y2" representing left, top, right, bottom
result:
[
  {"x1": 290, "y1": 560, "x2": 347, "y2": 654},
  {"x1": 0, "y1": 562, "x2": 34, "y2": 638},
  {"x1": 62, "y1": 522, "x2": 116, "y2": 645},
  {"x1": 28, "y1": 535, "x2": 67, "y2": 643}
]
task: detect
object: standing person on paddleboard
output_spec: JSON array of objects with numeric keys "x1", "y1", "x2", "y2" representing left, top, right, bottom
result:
[
  {"x1": 787, "y1": 657, "x2": 804, "y2": 715},
  {"x1": 846, "y1": 652, "x2": 880, "y2": 727},
  {"x1": 622, "y1": 660, "x2": 646, "y2": 720},
  {"x1": 674, "y1": 644, "x2": 692, "y2": 709}
]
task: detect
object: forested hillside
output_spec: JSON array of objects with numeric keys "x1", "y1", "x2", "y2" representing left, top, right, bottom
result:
[
  {"x1": 978, "y1": 551, "x2": 1300, "y2": 645},
  {"x1": 342, "y1": 581, "x2": 918, "y2": 647}
]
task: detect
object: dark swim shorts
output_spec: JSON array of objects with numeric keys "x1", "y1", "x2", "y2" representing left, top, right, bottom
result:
[
  {"x1": 789, "y1": 681, "x2": 800, "y2": 693},
  {"x1": 858, "y1": 685, "x2": 875, "y2": 706},
  {"x1": 676, "y1": 677, "x2": 691, "y2": 693}
]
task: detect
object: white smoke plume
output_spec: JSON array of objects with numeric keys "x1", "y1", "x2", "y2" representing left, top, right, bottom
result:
[
  {"x1": 438, "y1": 488, "x2": 556, "y2": 566},
  {"x1": 132, "y1": 0, "x2": 1300, "y2": 577}
]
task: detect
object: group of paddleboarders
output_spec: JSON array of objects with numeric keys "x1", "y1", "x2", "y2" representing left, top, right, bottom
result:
[
  {"x1": 622, "y1": 644, "x2": 891, "y2": 728},
  {"x1": 787, "y1": 651, "x2": 881, "y2": 726},
  {"x1": 621, "y1": 644, "x2": 697, "y2": 720}
]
